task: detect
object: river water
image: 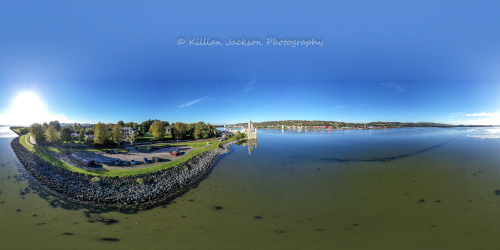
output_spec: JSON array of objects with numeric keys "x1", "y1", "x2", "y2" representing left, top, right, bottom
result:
[{"x1": 1, "y1": 125, "x2": 500, "y2": 249}]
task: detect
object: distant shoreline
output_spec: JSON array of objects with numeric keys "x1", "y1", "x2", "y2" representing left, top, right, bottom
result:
[{"x1": 251, "y1": 125, "x2": 496, "y2": 130}]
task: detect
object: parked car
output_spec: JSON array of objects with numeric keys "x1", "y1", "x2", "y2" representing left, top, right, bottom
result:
[
  {"x1": 131, "y1": 158, "x2": 136, "y2": 165},
  {"x1": 85, "y1": 159, "x2": 95, "y2": 166},
  {"x1": 114, "y1": 149, "x2": 118, "y2": 154},
  {"x1": 152, "y1": 157, "x2": 161, "y2": 162},
  {"x1": 170, "y1": 151, "x2": 179, "y2": 156},
  {"x1": 113, "y1": 159, "x2": 120, "y2": 165},
  {"x1": 143, "y1": 157, "x2": 148, "y2": 163}
]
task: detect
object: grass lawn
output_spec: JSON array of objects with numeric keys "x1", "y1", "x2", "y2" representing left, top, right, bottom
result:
[
  {"x1": 138, "y1": 133, "x2": 173, "y2": 139},
  {"x1": 37, "y1": 145, "x2": 127, "y2": 154},
  {"x1": 19, "y1": 134, "x2": 236, "y2": 178},
  {"x1": 139, "y1": 141, "x2": 218, "y2": 151}
]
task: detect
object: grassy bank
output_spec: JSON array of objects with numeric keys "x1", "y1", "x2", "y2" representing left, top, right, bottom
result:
[
  {"x1": 20, "y1": 134, "x2": 97, "y2": 176},
  {"x1": 19, "y1": 134, "x2": 236, "y2": 178}
]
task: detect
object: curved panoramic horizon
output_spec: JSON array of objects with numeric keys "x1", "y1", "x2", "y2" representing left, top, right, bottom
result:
[{"x1": 0, "y1": 1, "x2": 499, "y2": 126}]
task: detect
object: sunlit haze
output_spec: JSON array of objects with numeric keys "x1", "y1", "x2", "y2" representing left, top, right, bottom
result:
[{"x1": 0, "y1": 92, "x2": 75, "y2": 126}]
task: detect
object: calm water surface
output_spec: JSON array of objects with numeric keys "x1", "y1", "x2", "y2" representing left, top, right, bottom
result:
[{"x1": 1, "y1": 126, "x2": 500, "y2": 249}]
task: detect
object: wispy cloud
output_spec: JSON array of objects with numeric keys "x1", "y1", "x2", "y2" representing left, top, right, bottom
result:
[
  {"x1": 467, "y1": 112, "x2": 500, "y2": 117},
  {"x1": 310, "y1": 105, "x2": 347, "y2": 112},
  {"x1": 448, "y1": 111, "x2": 500, "y2": 125},
  {"x1": 380, "y1": 82, "x2": 407, "y2": 91},
  {"x1": 242, "y1": 81, "x2": 255, "y2": 92},
  {"x1": 175, "y1": 94, "x2": 213, "y2": 108}
]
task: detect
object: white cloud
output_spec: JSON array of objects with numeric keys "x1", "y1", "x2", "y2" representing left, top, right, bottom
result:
[
  {"x1": 448, "y1": 112, "x2": 500, "y2": 125},
  {"x1": 175, "y1": 94, "x2": 213, "y2": 108},
  {"x1": 467, "y1": 112, "x2": 500, "y2": 117},
  {"x1": 380, "y1": 82, "x2": 407, "y2": 91},
  {"x1": 242, "y1": 81, "x2": 255, "y2": 92}
]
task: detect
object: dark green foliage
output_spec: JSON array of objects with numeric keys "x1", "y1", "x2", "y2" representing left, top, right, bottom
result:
[
  {"x1": 49, "y1": 120, "x2": 61, "y2": 131},
  {"x1": 78, "y1": 130, "x2": 85, "y2": 142},
  {"x1": 29, "y1": 123, "x2": 44, "y2": 141},
  {"x1": 60, "y1": 127, "x2": 72, "y2": 142}
]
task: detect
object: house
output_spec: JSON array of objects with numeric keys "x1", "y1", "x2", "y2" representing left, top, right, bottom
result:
[
  {"x1": 121, "y1": 127, "x2": 137, "y2": 138},
  {"x1": 165, "y1": 126, "x2": 172, "y2": 135}
]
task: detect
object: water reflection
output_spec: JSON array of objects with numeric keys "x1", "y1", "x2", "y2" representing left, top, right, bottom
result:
[
  {"x1": 241, "y1": 138, "x2": 258, "y2": 155},
  {"x1": 466, "y1": 126, "x2": 500, "y2": 139},
  {"x1": 0, "y1": 126, "x2": 17, "y2": 138}
]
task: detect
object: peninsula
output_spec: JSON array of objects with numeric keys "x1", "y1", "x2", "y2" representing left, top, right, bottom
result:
[{"x1": 10, "y1": 119, "x2": 246, "y2": 211}]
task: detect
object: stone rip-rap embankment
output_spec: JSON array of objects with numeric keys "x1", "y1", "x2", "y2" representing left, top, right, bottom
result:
[{"x1": 11, "y1": 137, "x2": 237, "y2": 211}]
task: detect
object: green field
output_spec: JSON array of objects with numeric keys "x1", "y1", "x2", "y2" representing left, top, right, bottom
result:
[
  {"x1": 36, "y1": 144, "x2": 127, "y2": 154},
  {"x1": 19, "y1": 134, "x2": 235, "y2": 178},
  {"x1": 140, "y1": 133, "x2": 173, "y2": 139}
]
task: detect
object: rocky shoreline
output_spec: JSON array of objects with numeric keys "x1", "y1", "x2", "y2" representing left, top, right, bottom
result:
[{"x1": 11, "y1": 137, "x2": 238, "y2": 211}]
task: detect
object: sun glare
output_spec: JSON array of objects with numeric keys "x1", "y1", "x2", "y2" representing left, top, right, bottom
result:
[
  {"x1": 0, "y1": 92, "x2": 53, "y2": 125},
  {"x1": 12, "y1": 93, "x2": 43, "y2": 112}
]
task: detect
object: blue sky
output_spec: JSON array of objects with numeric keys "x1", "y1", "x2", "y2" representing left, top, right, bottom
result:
[{"x1": 1, "y1": 0, "x2": 500, "y2": 125}]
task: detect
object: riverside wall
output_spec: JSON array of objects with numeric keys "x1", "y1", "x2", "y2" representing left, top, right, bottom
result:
[{"x1": 11, "y1": 137, "x2": 238, "y2": 211}]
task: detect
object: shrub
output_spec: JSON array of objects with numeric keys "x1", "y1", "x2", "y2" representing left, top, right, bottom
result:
[
  {"x1": 91, "y1": 177, "x2": 100, "y2": 182},
  {"x1": 136, "y1": 178, "x2": 145, "y2": 184}
]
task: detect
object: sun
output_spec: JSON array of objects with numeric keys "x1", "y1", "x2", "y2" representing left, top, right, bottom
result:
[
  {"x1": 11, "y1": 93, "x2": 44, "y2": 113},
  {"x1": 0, "y1": 92, "x2": 53, "y2": 125}
]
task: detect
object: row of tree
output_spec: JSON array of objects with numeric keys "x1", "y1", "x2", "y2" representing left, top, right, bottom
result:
[
  {"x1": 172, "y1": 121, "x2": 216, "y2": 140},
  {"x1": 93, "y1": 123, "x2": 124, "y2": 146},
  {"x1": 27, "y1": 119, "x2": 217, "y2": 145},
  {"x1": 29, "y1": 121, "x2": 89, "y2": 143}
]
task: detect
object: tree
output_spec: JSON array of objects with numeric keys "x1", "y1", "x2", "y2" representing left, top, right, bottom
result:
[
  {"x1": 78, "y1": 130, "x2": 85, "y2": 142},
  {"x1": 172, "y1": 122, "x2": 187, "y2": 140},
  {"x1": 138, "y1": 124, "x2": 148, "y2": 135},
  {"x1": 186, "y1": 123, "x2": 196, "y2": 138},
  {"x1": 85, "y1": 128, "x2": 94, "y2": 134},
  {"x1": 117, "y1": 120, "x2": 125, "y2": 127},
  {"x1": 45, "y1": 126, "x2": 60, "y2": 143},
  {"x1": 194, "y1": 128, "x2": 201, "y2": 139},
  {"x1": 112, "y1": 125, "x2": 124, "y2": 144},
  {"x1": 49, "y1": 120, "x2": 61, "y2": 131},
  {"x1": 60, "y1": 127, "x2": 72, "y2": 142},
  {"x1": 42, "y1": 122, "x2": 49, "y2": 133},
  {"x1": 150, "y1": 121, "x2": 165, "y2": 140},
  {"x1": 30, "y1": 123, "x2": 44, "y2": 141},
  {"x1": 94, "y1": 122, "x2": 110, "y2": 145}
]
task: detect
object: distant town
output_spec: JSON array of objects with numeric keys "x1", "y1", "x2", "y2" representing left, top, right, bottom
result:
[{"x1": 227, "y1": 120, "x2": 496, "y2": 130}]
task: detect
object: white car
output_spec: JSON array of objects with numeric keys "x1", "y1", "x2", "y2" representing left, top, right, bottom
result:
[{"x1": 131, "y1": 159, "x2": 136, "y2": 165}]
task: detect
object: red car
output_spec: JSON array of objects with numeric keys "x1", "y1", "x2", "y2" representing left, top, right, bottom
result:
[
  {"x1": 169, "y1": 151, "x2": 179, "y2": 156},
  {"x1": 85, "y1": 159, "x2": 95, "y2": 166}
]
